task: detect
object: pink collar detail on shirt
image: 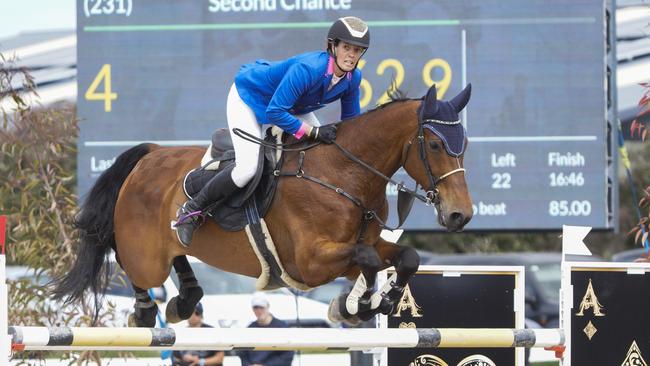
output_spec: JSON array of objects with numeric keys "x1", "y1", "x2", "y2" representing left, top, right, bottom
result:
[{"x1": 326, "y1": 56, "x2": 352, "y2": 80}]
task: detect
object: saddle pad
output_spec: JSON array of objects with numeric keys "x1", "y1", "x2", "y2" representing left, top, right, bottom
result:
[{"x1": 245, "y1": 214, "x2": 312, "y2": 292}]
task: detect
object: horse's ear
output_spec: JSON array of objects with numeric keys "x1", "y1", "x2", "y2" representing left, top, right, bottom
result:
[
  {"x1": 450, "y1": 83, "x2": 472, "y2": 113},
  {"x1": 422, "y1": 84, "x2": 439, "y2": 116}
]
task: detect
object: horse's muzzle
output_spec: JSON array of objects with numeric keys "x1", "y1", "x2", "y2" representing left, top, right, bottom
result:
[
  {"x1": 438, "y1": 207, "x2": 472, "y2": 232},
  {"x1": 447, "y1": 211, "x2": 471, "y2": 232}
]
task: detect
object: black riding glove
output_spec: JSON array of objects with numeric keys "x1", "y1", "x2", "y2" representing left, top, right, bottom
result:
[{"x1": 308, "y1": 124, "x2": 337, "y2": 144}]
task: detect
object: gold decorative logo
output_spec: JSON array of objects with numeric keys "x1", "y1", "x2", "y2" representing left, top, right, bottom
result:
[
  {"x1": 393, "y1": 284, "x2": 423, "y2": 318},
  {"x1": 576, "y1": 279, "x2": 605, "y2": 317},
  {"x1": 457, "y1": 354, "x2": 496, "y2": 366},
  {"x1": 399, "y1": 322, "x2": 417, "y2": 328},
  {"x1": 409, "y1": 354, "x2": 448, "y2": 366},
  {"x1": 622, "y1": 340, "x2": 648, "y2": 366},
  {"x1": 583, "y1": 320, "x2": 597, "y2": 340}
]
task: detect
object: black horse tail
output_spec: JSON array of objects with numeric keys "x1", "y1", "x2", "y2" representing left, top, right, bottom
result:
[{"x1": 51, "y1": 143, "x2": 153, "y2": 324}]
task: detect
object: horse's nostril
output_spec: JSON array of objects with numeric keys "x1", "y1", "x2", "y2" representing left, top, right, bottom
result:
[{"x1": 450, "y1": 212, "x2": 464, "y2": 225}]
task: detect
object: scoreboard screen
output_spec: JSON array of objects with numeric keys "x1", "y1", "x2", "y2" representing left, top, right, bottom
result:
[{"x1": 77, "y1": 0, "x2": 616, "y2": 230}]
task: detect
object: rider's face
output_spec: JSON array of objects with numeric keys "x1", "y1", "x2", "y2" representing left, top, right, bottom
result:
[{"x1": 333, "y1": 41, "x2": 365, "y2": 75}]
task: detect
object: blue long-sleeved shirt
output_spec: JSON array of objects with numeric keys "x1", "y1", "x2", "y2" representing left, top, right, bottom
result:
[
  {"x1": 234, "y1": 51, "x2": 362, "y2": 135},
  {"x1": 237, "y1": 317, "x2": 294, "y2": 366}
]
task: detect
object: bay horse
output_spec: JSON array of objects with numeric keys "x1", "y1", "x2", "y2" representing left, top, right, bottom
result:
[{"x1": 52, "y1": 83, "x2": 473, "y2": 326}]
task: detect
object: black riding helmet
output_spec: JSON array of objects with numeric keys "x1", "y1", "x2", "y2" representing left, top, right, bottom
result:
[{"x1": 327, "y1": 16, "x2": 370, "y2": 52}]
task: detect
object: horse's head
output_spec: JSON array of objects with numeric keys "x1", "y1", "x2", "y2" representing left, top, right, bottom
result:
[{"x1": 402, "y1": 84, "x2": 473, "y2": 232}]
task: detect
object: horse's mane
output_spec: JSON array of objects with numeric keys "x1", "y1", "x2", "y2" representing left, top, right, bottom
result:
[
  {"x1": 346, "y1": 88, "x2": 420, "y2": 124},
  {"x1": 338, "y1": 88, "x2": 419, "y2": 128},
  {"x1": 368, "y1": 88, "x2": 416, "y2": 113}
]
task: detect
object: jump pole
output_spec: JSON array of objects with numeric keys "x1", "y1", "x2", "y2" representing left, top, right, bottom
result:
[{"x1": 9, "y1": 326, "x2": 565, "y2": 352}]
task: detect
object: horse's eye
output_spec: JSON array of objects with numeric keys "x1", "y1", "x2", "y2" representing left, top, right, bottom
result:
[{"x1": 429, "y1": 141, "x2": 441, "y2": 151}]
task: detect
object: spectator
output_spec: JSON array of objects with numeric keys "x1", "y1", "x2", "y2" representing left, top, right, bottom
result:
[
  {"x1": 238, "y1": 292, "x2": 295, "y2": 366},
  {"x1": 172, "y1": 303, "x2": 224, "y2": 366}
]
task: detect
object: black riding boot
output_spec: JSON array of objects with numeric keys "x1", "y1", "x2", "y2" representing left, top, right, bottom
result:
[{"x1": 174, "y1": 166, "x2": 240, "y2": 247}]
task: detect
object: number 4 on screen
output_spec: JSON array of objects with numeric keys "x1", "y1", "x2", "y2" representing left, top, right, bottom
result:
[{"x1": 85, "y1": 64, "x2": 118, "y2": 112}]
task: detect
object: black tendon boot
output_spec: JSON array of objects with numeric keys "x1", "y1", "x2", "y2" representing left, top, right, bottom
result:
[{"x1": 174, "y1": 166, "x2": 240, "y2": 247}]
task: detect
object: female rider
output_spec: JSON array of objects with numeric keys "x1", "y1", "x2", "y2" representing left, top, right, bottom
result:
[{"x1": 174, "y1": 16, "x2": 370, "y2": 247}]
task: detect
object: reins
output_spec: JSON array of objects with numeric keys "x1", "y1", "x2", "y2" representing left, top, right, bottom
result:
[
  {"x1": 232, "y1": 128, "x2": 321, "y2": 152},
  {"x1": 230, "y1": 104, "x2": 466, "y2": 239}
]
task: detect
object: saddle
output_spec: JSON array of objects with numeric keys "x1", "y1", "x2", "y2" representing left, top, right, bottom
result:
[{"x1": 182, "y1": 128, "x2": 285, "y2": 232}]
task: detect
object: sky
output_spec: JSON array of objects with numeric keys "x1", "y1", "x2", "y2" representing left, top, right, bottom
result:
[{"x1": 0, "y1": 0, "x2": 76, "y2": 40}]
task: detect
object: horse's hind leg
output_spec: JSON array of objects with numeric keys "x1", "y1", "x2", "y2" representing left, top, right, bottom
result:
[
  {"x1": 165, "y1": 256, "x2": 204, "y2": 324},
  {"x1": 329, "y1": 244, "x2": 382, "y2": 325},
  {"x1": 128, "y1": 285, "x2": 159, "y2": 327}
]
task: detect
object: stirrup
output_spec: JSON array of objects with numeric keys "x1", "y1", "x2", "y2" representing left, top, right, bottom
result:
[
  {"x1": 171, "y1": 204, "x2": 205, "y2": 229},
  {"x1": 171, "y1": 205, "x2": 206, "y2": 248}
]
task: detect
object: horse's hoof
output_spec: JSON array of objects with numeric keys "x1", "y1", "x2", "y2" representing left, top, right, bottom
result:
[
  {"x1": 128, "y1": 303, "x2": 159, "y2": 327},
  {"x1": 165, "y1": 297, "x2": 182, "y2": 324},
  {"x1": 127, "y1": 313, "x2": 137, "y2": 327},
  {"x1": 327, "y1": 297, "x2": 344, "y2": 323},
  {"x1": 328, "y1": 297, "x2": 361, "y2": 326},
  {"x1": 342, "y1": 315, "x2": 362, "y2": 326},
  {"x1": 127, "y1": 312, "x2": 156, "y2": 327}
]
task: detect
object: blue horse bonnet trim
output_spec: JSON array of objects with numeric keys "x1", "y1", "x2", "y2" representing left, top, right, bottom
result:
[{"x1": 423, "y1": 123, "x2": 466, "y2": 157}]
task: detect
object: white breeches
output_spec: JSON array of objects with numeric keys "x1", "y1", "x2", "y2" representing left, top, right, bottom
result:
[{"x1": 226, "y1": 83, "x2": 321, "y2": 188}]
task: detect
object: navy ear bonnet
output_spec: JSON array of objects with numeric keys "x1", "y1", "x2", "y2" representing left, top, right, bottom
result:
[{"x1": 419, "y1": 84, "x2": 471, "y2": 157}]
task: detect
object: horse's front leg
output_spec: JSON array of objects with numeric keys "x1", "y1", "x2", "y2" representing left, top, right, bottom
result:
[
  {"x1": 371, "y1": 238, "x2": 420, "y2": 315},
  {"x1": 328, "y1": 244, "x2": 382, "y2": 325}
]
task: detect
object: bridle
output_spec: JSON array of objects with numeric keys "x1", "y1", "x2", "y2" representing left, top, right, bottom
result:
[
  {"x1": 273, "y1": 101, "x2": 467, "y2": 239},
  {"x1": 411, "y1": 103, "x2": 466, "y2": 206},
  {"x1": 234, "y1": 99, "x2": 467, "y2": 237}
]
